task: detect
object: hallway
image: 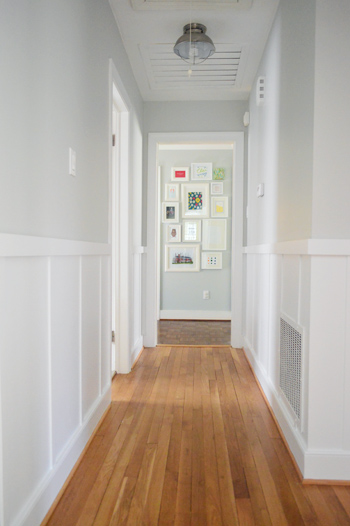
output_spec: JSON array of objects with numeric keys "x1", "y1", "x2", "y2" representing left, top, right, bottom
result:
[{"x1": 44, "y1": 347, "x2": 350, "y2": 526}]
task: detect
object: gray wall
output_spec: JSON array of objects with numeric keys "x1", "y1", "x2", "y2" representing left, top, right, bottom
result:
[
  {"x1": 0, "y1": 0, "x2": 143, "y2": 243},
  {"x1": 159, "y1": 149, "x2": 233, "y2": 313},
  {"x1": 311, "y1": 0, "x2": 350, "y2": 239},
  {"x1": 247, "y1": 0, "x2": 316, "y2": 245}
]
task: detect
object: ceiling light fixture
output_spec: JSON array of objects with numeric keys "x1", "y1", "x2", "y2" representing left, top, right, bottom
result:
[{"x1": 174, "y1": 23, "x2": 216, "y2": 65}]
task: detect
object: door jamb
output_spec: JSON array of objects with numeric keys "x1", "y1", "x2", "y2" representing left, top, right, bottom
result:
[{"x1": 109, "y1": 59, "x2": 132, "y2": 374}]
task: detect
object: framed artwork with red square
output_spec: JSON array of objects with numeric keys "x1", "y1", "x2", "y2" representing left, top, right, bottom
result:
[{"x1": 171, "y1": 166, "x2": 189, "y2": 182}]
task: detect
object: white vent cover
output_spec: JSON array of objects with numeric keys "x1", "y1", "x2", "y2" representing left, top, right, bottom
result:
[
  {"x1": 140, "y1": 43, "x2": 245, "y2": 90},
  {"x1": 256, "y1": 76, "x2": 265, "y2": 105},
  {"x1": 280, "y1": 317, "x2": 302, "y2": 421}
]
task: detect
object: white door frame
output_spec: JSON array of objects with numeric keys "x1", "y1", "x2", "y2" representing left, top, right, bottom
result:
[
  {"x1": 109, "y1": 60, "x2": 132, "y2": 374},
  {"x1": 144, "y1": 131, "x2": 244, "y2": 348}
]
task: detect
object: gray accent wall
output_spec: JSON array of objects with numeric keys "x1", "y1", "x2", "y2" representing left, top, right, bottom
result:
[{"x1": 159, "y1": 149, "x2": 233, "y2": 314}]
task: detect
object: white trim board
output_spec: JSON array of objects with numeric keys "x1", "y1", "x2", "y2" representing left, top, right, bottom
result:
[
  {"x1": 0, "y1": 233, "x2": 111, "y2": 258},
  {"x1": 160, "y1": 310, "x2": 231, "y2": 320},
  {"x1": 243, "y1": 238, "x2": 350, "y2": 256},
  {"x1": 158, "y1": 143, "x2": 234, "y2": 151}
]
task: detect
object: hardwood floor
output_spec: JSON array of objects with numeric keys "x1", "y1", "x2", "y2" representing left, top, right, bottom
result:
[
  {"x1": 44, "y1": 347, "x2": 350, "y2": 525},
  {"x1": 157, "y1": 320, "x2": 231, "y2": 345}
]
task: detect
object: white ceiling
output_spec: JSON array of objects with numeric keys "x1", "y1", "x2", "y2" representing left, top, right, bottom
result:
[{"x1": 109, "y1": 0, "x2": 280, "y2": 102}]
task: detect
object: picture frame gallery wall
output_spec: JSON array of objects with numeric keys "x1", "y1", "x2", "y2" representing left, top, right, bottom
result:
[{"x1": 158, "y1": 147, "x2": 233, "y2": 319}]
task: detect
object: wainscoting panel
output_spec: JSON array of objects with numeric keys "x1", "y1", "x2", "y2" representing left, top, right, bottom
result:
[
  {"x1": 308, "y1": 256, "x2": 348, "y2": 451},
  {"x1": 81, "y1": 257, "x2": 102, "y2": 420},
  {"x1": 281, "y1": 255, "x2": 300, "y2": 323},
  {"x1": 101, "y1": 256, "x2": 112, "y2": 392},
  {"x1": 267, "y1": 254, "x2": 282, "y2": 386},
  {"x1": 0, "y1": 257, "x2": 51, "y2": 526},
  {"x1": 0, "y1": 235, "x2": 112, "y2": 526},
  {"x1": 253, "y1": 254, "x2": 271, "y2": 373},
  {"x1": 51, "y1": 256, "x2": 81, "y2": 464}
]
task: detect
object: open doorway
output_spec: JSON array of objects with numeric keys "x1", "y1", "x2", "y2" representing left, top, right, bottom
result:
[
  {"x1": 157, "y1": 143, "x2": 233, "y2": 346},
  {"x1": 144, "y1": 132, "x2": 244, "y2": 349},
  {"x1": 109, "y1": 60, "x2": 132, "y2": 374}
]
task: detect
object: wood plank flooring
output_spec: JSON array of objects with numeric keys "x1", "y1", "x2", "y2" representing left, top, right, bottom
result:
[
  {"x1": 44, "y1": 347, "x2": 350, "y2": 525},
  {"x1": 157, "y1": 320, "x2": 231, "y2": 345}
]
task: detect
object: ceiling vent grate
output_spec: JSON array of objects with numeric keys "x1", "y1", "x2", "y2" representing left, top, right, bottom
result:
[
  {"x1": 141, "y1": 44, "x2": 244, "y2": 90},
  {"x1": 131, "y1": 0, "x2": 253, "y2": 11},
  {"x1": 280, "y1": 317, "x2": 302, "y2": 421}
]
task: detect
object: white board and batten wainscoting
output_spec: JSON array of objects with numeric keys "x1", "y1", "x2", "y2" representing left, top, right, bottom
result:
[
  {"x1": 0, "y1": 234, "x2": 145, "y2": 526},
  {"x1": 0, "y1": 234, "x2": 112, "y2": 526},
  {"x1": 243, "y1": 239, "x2": 350, "y2": 481}
]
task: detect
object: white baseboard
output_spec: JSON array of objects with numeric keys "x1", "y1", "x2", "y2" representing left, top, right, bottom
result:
[
  {"x1": 17, "y1": 387, "x2": 111, "y2": 526},
  {"x1": 303, "y1": 451, "x2": 350, "y2": 481},
  {"x1": 160, "y1": 310, "x2": 231, "y2": 320}
]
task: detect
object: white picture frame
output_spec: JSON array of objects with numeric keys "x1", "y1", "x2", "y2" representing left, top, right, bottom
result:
[
  {"x1": 181, "y1": 183, "x2": 210, "y2": 218},
  {"x1": 191, "y1": 162, "x2": 213, "y2": 181},
  {"x1": 171, "y1": 166, "x2": 189, "y2": 182},
  {"x1": 166, "y1": 224, "x2": 181, "y2": 243},
  {"x1": 162, "y1": 202, "x2": 179, "y2": 223},
  {"x1": 201, "y1": 252, "x2": 223, "y2": 270},
  {"x1": 165, "y1": 183, "x2": 180, "y2": 201},
  {"x1": 202, "y1": 219, "x2": 227, "y2": 250},
  {"x1": 211, "y1": 196, "x2": 228, "y2": 218},
  {"x1": 165, "y1": 244, "x2": 200, "y2": 272},
  {"x1": 211, "y1": 182, "x2": 223, "y2": 195},
  {"x1": 183, "y1": 220, "x2": 201, "y2": 242}
]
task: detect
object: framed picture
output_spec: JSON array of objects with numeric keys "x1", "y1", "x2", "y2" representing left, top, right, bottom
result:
[
  {"x1": 201, "y1": 252, "x2": 223, "y2": 270},
  {"x1": 166, "y1": 224, "x2": 181, "y2": 243},
  {"x1": 211, "y1": 196, "x2": 228, "y2": 218},
  {"x1": 213, "y1": 168, "x2": 225, "y2": 180},
  {"x1": 202, "y1": 219, "x2": 227, "y2": 250},
  {"x1": 183, "y1": 220, "x2": 201, "y2": 242},
  {"x1": 165, "y1": 244, "x2": 200, "y2": 272},
  {"x1": 181, "y1": 183, "x2": 209, "y2": 218},
  {"x1": 162, "y1": 202, "x2": 179, "y2": 223},
  {"x1": 211, "y1": 182, "x2": 223, "y2": 195},
  {"x1": 191, "y1": 163, "x2": 212, "y2": 181},
  {"x1": 171, "y1": 166, "x2": 189, "y2": 182},
  {"x1": 165, "y1": 183, "x2": 179, "y2": 201}
]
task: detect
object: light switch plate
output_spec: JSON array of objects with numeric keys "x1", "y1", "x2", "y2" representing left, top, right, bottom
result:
[
  {"x1": 69, "y1": 148, "x2": 76, "y2": 176},
  {"x1": 257, "y1": 183, "x2": 264, "y2": 197},
  {"x1": 201, "y1": 252, "x2": 222, "y2": 269}
]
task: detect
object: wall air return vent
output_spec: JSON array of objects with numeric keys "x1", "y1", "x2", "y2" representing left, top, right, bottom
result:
[
  {"x1": 280, "y1": 317, "x2": 302, "y2": 421},
  {"x1": 256, "y1": 76, "x2": 265, "y2": 106}
]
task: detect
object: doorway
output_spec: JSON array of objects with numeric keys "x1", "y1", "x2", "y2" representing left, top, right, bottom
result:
[
  {"x1": 109, "y1": 60, "x2": 131, "y2": 374},
  {"x1": 144, "y1": 132, "x2": 244, "y2": 349}
]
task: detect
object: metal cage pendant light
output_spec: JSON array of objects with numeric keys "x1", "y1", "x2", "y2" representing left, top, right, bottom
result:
[{"x1": 174, "y1": 23, "x2": 215, "y2": 65}]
